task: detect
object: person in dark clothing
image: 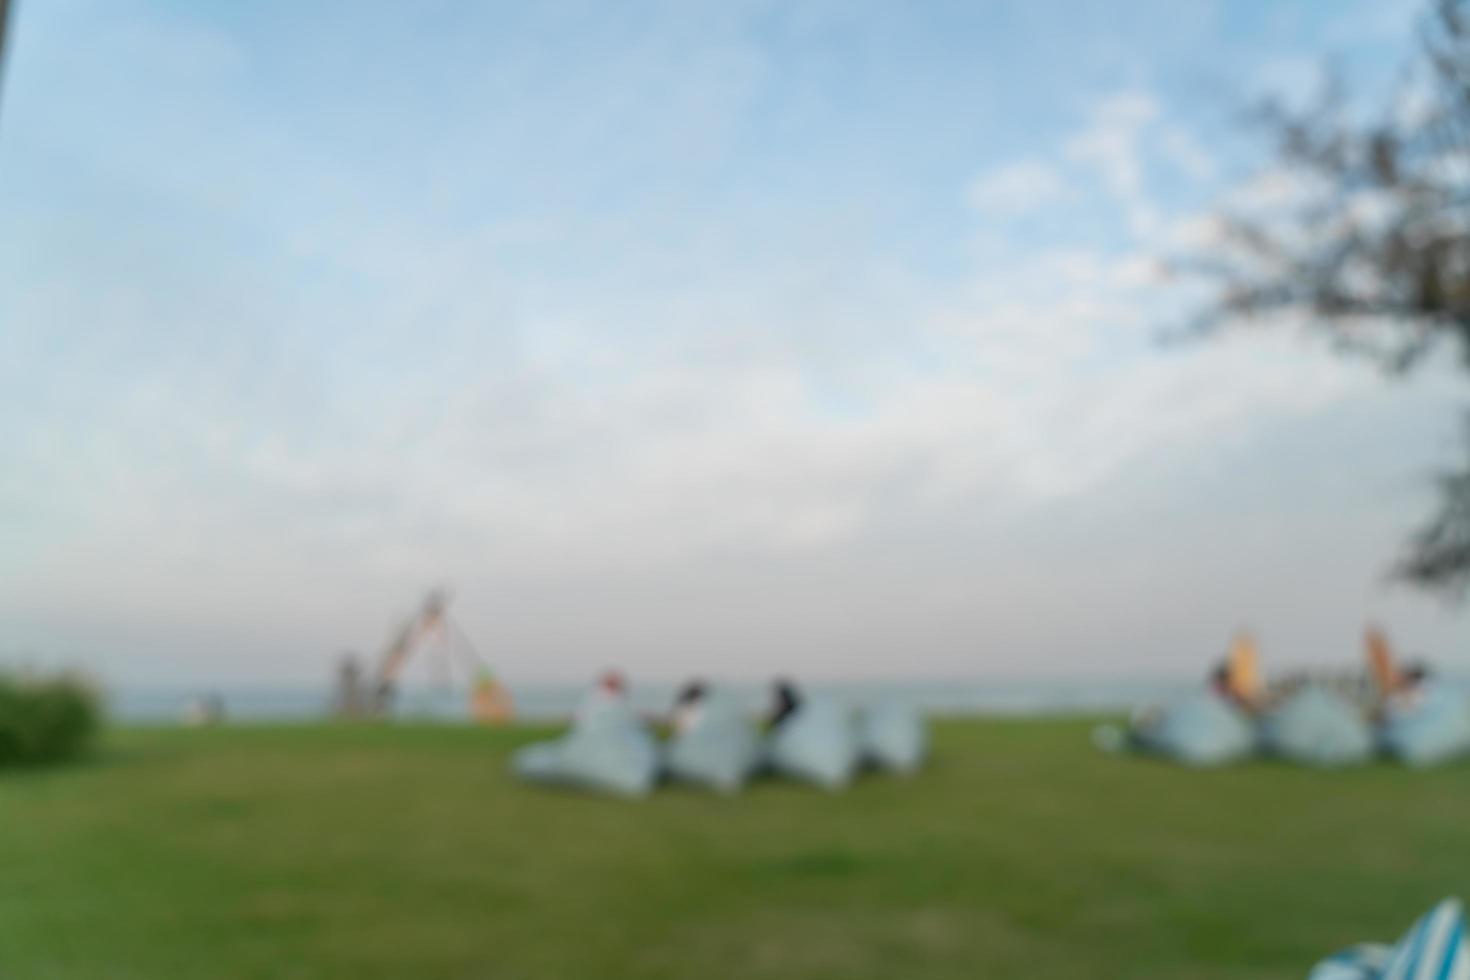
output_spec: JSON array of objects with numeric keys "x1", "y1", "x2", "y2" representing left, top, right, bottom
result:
[
  {"x1": 767, "y1": 678, "x2": 802, "y2": 730},
  {"x1": 1208, "y1": 661, "x2": 1230, "y2": 697}
]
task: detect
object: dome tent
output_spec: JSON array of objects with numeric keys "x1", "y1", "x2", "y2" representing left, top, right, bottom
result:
[
  {"x1": 512, "y1": 697, "x2": 658, "y2": 798},
  {"x1": 765, "y1": 696, "x2": 860, "y2": 790},
  {"x1": 1125, "y1": 693, "x2": 1257, "y2": 767},
  {"x1": 857, "y1": 699, "x2": 927, "y2": 775},
  {"x1": 1380, "y1": 684, "x2": 1470, "y2": 768},
  {"x1": 662, "y1": 694, "x2": 761, "y2": 794},
  {"x1": 1259, "y1": 685, "x2": 1373, "y2": 769}
]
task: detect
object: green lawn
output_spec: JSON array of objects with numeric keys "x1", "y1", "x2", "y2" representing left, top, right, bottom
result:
[{"x1": 1, "y1": 719, "x2": 1467, "y2": 979}]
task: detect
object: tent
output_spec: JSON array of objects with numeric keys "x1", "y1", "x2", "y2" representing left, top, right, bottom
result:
[
  {"x1": 512, "y1": 698, "x2": 658, "y2": 798},
  {"x1": 765, "y1": 697, "x2": 860, "y2": 790},
  {"x1": 857, "y1": 699, "x2": 927, "y2": 774},
  {"x1": 1115, "y1": 693, "x2": 1256, "y2": 767},
  {"x1": 1259, "y1": 685, "x2": 1373, "y2": 768},
  {"x1": 662, "y1": 695, "x2": 761, "y2": 794},
  {"x1": 1380, "y1": 684, "x2": 1470, "y2": 768}
]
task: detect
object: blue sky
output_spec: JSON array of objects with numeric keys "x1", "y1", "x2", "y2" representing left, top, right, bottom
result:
[{"x1": 1, "y1": 0, "x2": 1464, "y2": 687}]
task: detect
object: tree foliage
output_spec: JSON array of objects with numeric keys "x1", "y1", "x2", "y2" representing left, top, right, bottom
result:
[
  {"x1": 1190, "y1": 0, "x2": 1470, "y2": 598},
  {"x1": 0, "y1": 671, "x2": 102, "y2": 768}
]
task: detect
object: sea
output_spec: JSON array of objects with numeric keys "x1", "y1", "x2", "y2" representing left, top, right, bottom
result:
[{"x1": 109, "y1": 676, "x2": 1203, "y2": 725}]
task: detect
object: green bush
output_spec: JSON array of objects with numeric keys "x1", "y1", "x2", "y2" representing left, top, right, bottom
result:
[{"x1": 0, "y1": 672, "x2": 102, "y2": 767}]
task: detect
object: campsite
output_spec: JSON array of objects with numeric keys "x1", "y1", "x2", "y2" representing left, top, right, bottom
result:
[{"x1": 5, "y1": 0, "x2": 1470, "y2": 977}]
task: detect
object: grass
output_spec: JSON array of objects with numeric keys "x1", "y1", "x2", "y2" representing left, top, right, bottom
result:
[{"x1": 2, "y1": 718, "x2": 1469, "y2": 979}]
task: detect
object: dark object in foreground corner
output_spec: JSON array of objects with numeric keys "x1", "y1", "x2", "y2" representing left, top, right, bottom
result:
[{"x1": 0, "y1": 671, "x2": 102, "y2": 767}]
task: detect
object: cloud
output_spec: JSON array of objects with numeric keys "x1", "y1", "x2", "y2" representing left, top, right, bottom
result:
[
  {"x1": 1, "y1": 0, "x2": 1461, "y2": 685},
  {"x1": 1, "y1": 206, "x2": 1379, "y2": 637},
  {"x1": 1065, "y1": 90, "x2": 1162, "y2": 235},
  {"x1": 965, "y1": 160, "x2": 1069, "y2": 216},
  {"x1": 1158, "y1": 126, "x2": 1218, "y2": 182}
]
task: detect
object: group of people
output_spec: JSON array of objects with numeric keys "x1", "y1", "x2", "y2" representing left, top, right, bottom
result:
[
  {"x1": 582, "y1": 670, "x2": 805, "y2": 735},
  {"x1": 1205, "y1": 628, "x2": 1434, "y2": 719},
  {"x1": 516, "y1": 670, "x2": 927, "y2": 797},
  {"x1": 1108, "y1": 626, "x2": 1469, "y2": 769}
]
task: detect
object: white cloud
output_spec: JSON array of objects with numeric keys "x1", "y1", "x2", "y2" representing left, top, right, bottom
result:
[
  {"x1": 1225, "y1": 167, "x2": 1323, "y2": 213},
  {"x1": 1159, "y1": 126, "x2": 1218, "y2": 182},
  {"x1": 1248, "y1": 56, "x2": 1322, "y2": 105},
  {"x1": 1065, "y1": 90, "x2": 1162, "y2": 236},
  {"x1": 1162, "y1": 211, "x2": 1228, "y2": 251},
  {"x1": 3, "y1": 1, "x2": 1461, "y2": 687},
  {"x1": 966, "y1": 160, "x2": 1068, "y2": 216},
  {"x1": 1114, "y1": 253, "x2": 1166, "y2": 288},
  {"x1": 1, "y1": 227, "x2": 1381, "y2": 601}
]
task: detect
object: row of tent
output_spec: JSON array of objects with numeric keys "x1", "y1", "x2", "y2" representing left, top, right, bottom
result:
[
  {"x1": 513, "y1": 695, "x2": 926, "y2": 797},
  {"x1": 1098, "y1": 681, "x2": 1470, "y2": 769}
]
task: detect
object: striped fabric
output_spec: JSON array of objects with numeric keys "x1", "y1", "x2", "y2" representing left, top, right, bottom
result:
[
  {"x1": 1309, "y1": 900, "x2": 1469, "y2": 980},
  {"x1": 1380, "y1": 899, "x2": 1469, "y2": 980},
  {"x1": 1305, "y1": 899, "x2": 1464, "y2": 975},
  {"x1": 1307, "y1": 944, "x2": 1393, "y2": 980}
]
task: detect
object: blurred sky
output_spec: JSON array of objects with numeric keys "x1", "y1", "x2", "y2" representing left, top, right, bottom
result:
[{"x1": 1, "y1": 0, "x2": 1464, "y2": 686}]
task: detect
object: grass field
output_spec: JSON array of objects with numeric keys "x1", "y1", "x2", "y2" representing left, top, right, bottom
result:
[{"x1": 2, "y1": 719, "x2": 1468, "y2": 979}]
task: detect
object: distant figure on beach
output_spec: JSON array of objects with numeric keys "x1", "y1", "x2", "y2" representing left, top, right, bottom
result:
[
  {"x1": 767, "y1": 678, "x2": 803, "y2": 731},
  {"x1": 183, "y1": 692, "x2": 226, "y2": 727},
  {"x1": 670, "y1": 680, "x2": 708, "y2": 735},
  {"x1": 333, "y1": 653, "x2": 371, "y2": 718},
  {"x1": 372, "y1": 675, "x2": 397, "y2": 717}
]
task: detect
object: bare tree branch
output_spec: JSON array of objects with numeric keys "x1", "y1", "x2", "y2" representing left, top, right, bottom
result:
[{"x1": 1183, "y1": 0, "x2": 1470, "y2": 598}]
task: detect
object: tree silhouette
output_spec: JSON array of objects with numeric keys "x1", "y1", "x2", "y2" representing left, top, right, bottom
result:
[{"x1": 1187, "y1": 0, "x2": 1470, "y2": 598}]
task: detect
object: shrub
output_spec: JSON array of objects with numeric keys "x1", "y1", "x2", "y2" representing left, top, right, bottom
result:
[{"x1": 0, "y1": 672, "x2": 102, "y2": 767}]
